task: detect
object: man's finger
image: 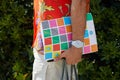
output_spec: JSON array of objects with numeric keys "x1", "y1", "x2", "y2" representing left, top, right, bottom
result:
[
  {"x1": 59, "y1": 52, "x2": 67, "y2": 59},
  {"x1": 54, "y1": 52, "x2": 66, "y2": 61}
]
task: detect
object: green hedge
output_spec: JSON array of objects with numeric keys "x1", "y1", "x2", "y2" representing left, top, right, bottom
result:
[
  {"x1": 0, "y1": 0, "x2": 120, "y2": 80},
  {"x1": 0, "y1": 0, "x2": 33, "y2": 79}
]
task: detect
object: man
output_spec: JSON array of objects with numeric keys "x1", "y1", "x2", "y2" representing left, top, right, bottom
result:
[{"x1": 32, "y1": 0, "x2": 90, "y2": 80}]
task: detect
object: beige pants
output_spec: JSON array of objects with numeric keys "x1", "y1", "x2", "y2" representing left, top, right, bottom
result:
[{"x1": 32, "y1": 48, "x2": 76, "y2": 80}]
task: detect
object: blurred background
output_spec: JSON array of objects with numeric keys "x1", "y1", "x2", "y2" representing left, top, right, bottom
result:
[{"x1": 0, "y1": 0, "x2": 120, "y2": 80}]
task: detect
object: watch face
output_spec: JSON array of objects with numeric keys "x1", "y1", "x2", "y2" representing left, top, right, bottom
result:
[
  {"x1": 76, "y1": 41, "x2": 81, "y2": 45},
  {"x1": 72, "y1": 40, "x2": 83, "y2": 48}
]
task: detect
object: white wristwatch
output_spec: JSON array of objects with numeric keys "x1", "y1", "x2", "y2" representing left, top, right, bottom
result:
[{"x1": 71, "y1": 40, "x2": 84, "y2": 48}]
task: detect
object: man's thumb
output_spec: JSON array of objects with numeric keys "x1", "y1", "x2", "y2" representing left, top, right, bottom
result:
[{"x1": 59, "y1": 52, "x2": 66, "y2": 59}]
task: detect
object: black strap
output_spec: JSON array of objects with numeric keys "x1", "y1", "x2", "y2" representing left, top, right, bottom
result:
[
  {"x1": 71, "y1": 65, "x2": 79, "y2": 80},
  {"x1": 61, "y1": 59, "x2": 79, "y2": 80},
  {"x1": 61, "y1": 59, "x2": 69, "y2": 80}
]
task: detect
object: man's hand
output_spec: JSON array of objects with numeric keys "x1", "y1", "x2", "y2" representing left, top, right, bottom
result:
[
  {"x1": 37, "y1": 50, "x2": 44, "y2": 55},
  {"x1": 59, "y1": 46, "x2": 82, "y2": 65}
]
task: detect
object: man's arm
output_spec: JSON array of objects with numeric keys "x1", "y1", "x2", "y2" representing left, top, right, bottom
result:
[
  {"x1": 71, "y1": 0, "x2": 86, "y2": 41},
  {"x1": 59, "y1": 0, "x2": 87, "y2": 64}
]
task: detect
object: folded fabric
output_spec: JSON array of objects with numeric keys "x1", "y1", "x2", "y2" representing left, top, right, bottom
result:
[{"x1": 40, "y1": 13, "x2": 98, "y2": 61}]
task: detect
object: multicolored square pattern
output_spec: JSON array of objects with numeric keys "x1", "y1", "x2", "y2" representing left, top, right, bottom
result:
[{"x1": 40, "y1": 13, "x2": 98, "y2": 61}]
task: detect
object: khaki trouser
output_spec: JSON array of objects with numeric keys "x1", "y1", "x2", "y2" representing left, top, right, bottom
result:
[{"x1": 32, "y1": 48, "x2": 75, "y2": 80}]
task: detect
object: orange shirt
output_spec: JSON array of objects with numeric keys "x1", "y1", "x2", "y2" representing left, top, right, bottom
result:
[{"x1": 33, "y1": 0, "x2": 90, "y2": 50}]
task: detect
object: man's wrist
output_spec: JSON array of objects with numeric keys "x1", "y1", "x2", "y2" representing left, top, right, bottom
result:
[{"x1": 71, "y1": 45, "x2": 83, "y2": 53}]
